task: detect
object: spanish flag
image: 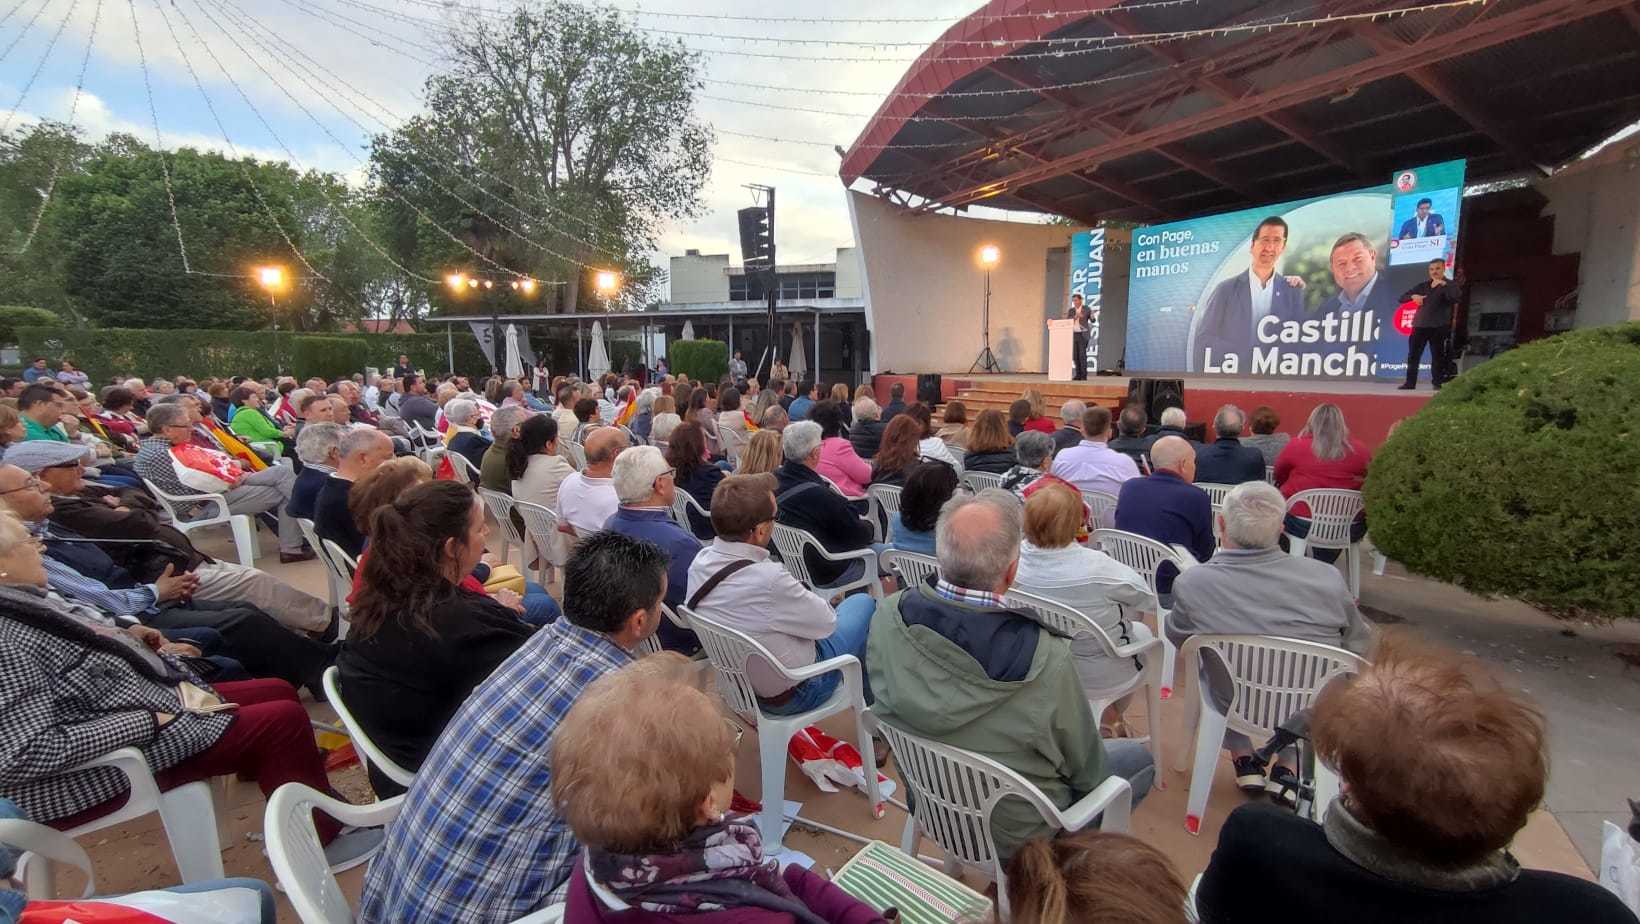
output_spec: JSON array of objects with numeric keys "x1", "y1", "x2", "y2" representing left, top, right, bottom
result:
[
  {"x1": 205, "y1": 421, "x2": 268, "y2": 472},
  {"x1": 615, "y1": 400, "x2": 637, "y2": 428}
]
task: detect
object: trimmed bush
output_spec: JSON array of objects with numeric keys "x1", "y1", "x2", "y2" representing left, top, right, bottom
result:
[
  {"x1": 668, "y1": 338, "x2": 728, "y2": 384},
  {"x1": 0, "y1": 306, "x2": 61, "y2": 346},
  {"x1": 1364, "y1": 323, "x2": 1640, "y2": 619},
  {"x1": 17, "y1": 327, "x2": 491, "y2": 384}
]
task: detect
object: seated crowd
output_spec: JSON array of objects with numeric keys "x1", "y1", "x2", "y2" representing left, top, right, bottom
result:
[{"x1": 1, "y1": 365, "x2": 1627, "y2": 924}]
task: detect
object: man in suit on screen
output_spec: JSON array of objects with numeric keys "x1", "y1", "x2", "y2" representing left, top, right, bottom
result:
[
  {"x1": 1188, "y1": 216, "x2": 1305, "y2": 373},
  {"x1": 1398, "y1": 197, "x2": 1445, "y2": 240}
]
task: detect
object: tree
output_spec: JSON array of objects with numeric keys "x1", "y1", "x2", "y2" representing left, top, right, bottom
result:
[{"x1": 368, "y1": 0, "x2": 713, "y2": 315}]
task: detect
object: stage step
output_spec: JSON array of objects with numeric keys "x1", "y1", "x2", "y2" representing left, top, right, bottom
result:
[{"x1": 950, "y1": 390, "x2": 1125, "y2": 418}]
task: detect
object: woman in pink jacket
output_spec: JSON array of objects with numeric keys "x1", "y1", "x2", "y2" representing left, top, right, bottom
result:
[
  {"x1": 555, "y1": 657, "x2": 887, "y2": 924},
  {"x1": 810, "y1": 400, "x2": 871, "y2": 498}
]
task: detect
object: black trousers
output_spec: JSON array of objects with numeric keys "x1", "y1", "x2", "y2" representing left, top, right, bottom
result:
[
  {"x1": 1404, "y1": 327, "x2": 1449, "y2": 387},
  {"x1": 144, "y1": 599, "x2": 335, "y2": 697},
  {"x1": 1071, "y1": 332, "x2": 1089, "y2": 380}
]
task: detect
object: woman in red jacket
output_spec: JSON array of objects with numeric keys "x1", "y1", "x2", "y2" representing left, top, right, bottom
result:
[
  {"x1": 1272, "y1": 403, "x2": 1371, "y2": 563},
  {"x1": 554, "y1": 657, "x2": 887, "y2": 924}
]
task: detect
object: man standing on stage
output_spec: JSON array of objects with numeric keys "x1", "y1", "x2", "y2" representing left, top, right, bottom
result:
[
  {"x1": 1067, "y1": 293, "x2": 1091, "y2": 381},
  {"x1": 1398, "y1": 258, "x2": 1462, "y2": 390}
]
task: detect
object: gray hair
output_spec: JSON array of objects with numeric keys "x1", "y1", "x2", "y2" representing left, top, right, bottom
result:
[
  {"x1": 1059, "y1": 398, "x2": 1086, "y2": 425},
  {"x1": 936, "y1": 489, "x2": 1022, "y2": 591},
  {"x1": 651, "y1": 412, "x2": 682, "y2": 442},
  {"x1": 1160, "y1": 406, "x2": 1187, "y2": 429},
  {"x1": 489, "y1": 405, "x2": 531, "y2": 441},
  {"x1": 611, "y1": 445, "x2": 667, "y2": 505},
  {"x1": 1221, "y1": 481, "x2": 1286, "y2": 549},
  {"x1": 338, "y1": 425, "x2": 389, "y2": 459},
  {"x1": 1302, "y1": 403, "x2": 1352, "y2": 461},
  {"x1": 445, "y1": 398, "x2": 479, "y2": 426},
  {"x1": 294, "y1": 421, "x2": 343, "y2": 465},
  {"x1": 144, "y1": 402, "x2": 190, "y2": 430},
  {"x1": 636, "y1": 388, "x2": 658, "y2": 412},
  {"x1": 1214, "y1": 404, "x2": 1246, "y2": 439},
  {"x1": 852, "y1": 397, "x2": 881, "y2": 422},
  {"x1": 781, "y1": 420, "x2": 822, "y2": 463},
  {"x1": 122, "y1": 378, "x2": 145, "y2": 390},
  {"x1": 1013, "y1": 430, "x2": 1055, "y2": 468}
]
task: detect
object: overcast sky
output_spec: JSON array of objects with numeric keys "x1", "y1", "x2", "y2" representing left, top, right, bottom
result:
[{"x1": 0, "y1": 0, "x2": 1034, "y2": 277}]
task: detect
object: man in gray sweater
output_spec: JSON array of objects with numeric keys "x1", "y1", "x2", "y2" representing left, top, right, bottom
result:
[{"x1": 1168, "y1": 480, "x2": 1373, "y2": 805}]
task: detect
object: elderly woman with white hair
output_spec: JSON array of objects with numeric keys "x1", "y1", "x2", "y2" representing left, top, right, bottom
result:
[
  {"x1": 629, "y1": 387, "x2": 660, "y2": 443},
  {"x1": 847, "y1": 396, "x2": 886, "y2": 459},
  {"x1": 443, "y1": 398, "x2": 492, "y2": 474}
]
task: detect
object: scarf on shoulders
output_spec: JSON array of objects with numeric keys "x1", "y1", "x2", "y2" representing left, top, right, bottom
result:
[{"x1": 585, "y1": 814, "x2": 813, "y2": 918}]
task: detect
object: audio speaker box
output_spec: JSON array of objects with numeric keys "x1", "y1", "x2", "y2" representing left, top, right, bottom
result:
[
  {"x1": 916, "y1": 374, "x2": 942, "y2": 406},
  {"x1": 1125, "y1": 377, "x2": 1185, "y2": 424}
]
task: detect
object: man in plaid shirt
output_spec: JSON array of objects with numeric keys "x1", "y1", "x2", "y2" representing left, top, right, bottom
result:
[{"x1": 358, "y1": 531, "x2": 670, "y2": 924}]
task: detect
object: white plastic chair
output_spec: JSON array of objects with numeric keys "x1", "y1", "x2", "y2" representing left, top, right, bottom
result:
[
  {"x1": 513, "y1": 499, "x2": 570, "y2": 586},
  {"x1": 866, "y1": 713, "x2": 1131, "y2": 922},
  {"x1": 321, "y1": 667, "x2": 415, "y2": 792},
  {"x1": 1080, "y1": 489, "x2": 1120, "y2": 530},
  {"x1": 1175, "y1": 634, "x2": 1365, "y2": 835},
  {"x1": 880, "y1": 548, "x2": 937, "y2": 590},
  {"x1": 635, "y1": 602, "x2": 689, "y2": 656},
  {"x1": 670, "y1": 488, "x2": 712, "y2": 537},
  {"x1": 770, "y1": 523, "x2": 882, "y2": 600},
  {"x1": 1264, "y1": 464, "x2": 1276, "y2": 485},
  {"x1": 4, "y1": 814, "x2": 97, "y2": 899},
  {"x1": 1092, "y1": 528, "x2": 1197, "y2": 698},
  {"x1": 719, "y1": 425, "x2": 748, "y2": 464},
  {"x1": 55, "y1": 748, "x2": 224, "y2": 884},
  {"x1": 1003, "y1": 588, "x2": 1165, "y2": 775},
  {"x1": 960, "y1": 470, "x2": 1002, "y2": 493},
  {"x1": 1197, "y1": 482, "x2": 1234, "y2": 514},
  {"x1": 446, "y1": 451, "x2": 479, "y2": 485},
  {"x1": 264, "y1": 784, "x2": 567, "y2": 924},
  {"x1": 478, "y1": 487, "x2": 525, "y2": 567},
  {"x1": 679, "y1": 604, "x2": 881, "y2": 853},
  {"x1": 318, "y1": 538, "x2": 358, "y2": 638},
  {"x1": 560, "y1": 439, "x2": 587, "y2": 472},
  {"x1": 297, "y1": 517, "x2": 341, "y2": 616},
  {"x1": 141, "y1": 478, "x2": 257, "y2": 566},
  {"x1": 420, "y1": 445, "x2": 448, "y2": 473},
  {"x1": 1284, "y1": 489, "x2": 1367, "y2": 599}
]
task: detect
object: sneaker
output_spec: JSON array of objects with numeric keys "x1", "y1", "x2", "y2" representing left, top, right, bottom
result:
[
  {"x1": 1232, "y1": 755, "x2": 1267, "y2": 794},
  {"x1": 324, "y1": 825, "x2": 386, "y2": 873},
  {"x1": 1395, "y1": 384, "x2": 1416, "y2": 390},
  {"x1": 1266, "y1": 765, "x2": 1300, "y2": 809}
]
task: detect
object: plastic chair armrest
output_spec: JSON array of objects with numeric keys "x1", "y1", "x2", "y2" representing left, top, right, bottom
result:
[
  {"x1": 808, "y1": 543, "x2": 878, "y2": 566},
  {"x1": 1053, "y1": 775, "x2": 1133, "y2": 833},
  {"x1": 1168, "y1": 544, "x2": 1201, "y2": 570},
  {"x1": 1112, "y1": 635, "x2": 1161, "y2": 660},
  {"x1": 68, "y1": 746, "x2": 154, "y2": 778},
  {"x1": 780, "y1": 652, "x2": 861, "y2": 684}
]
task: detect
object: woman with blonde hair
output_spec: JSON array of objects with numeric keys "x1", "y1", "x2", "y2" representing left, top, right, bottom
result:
[
  {"x1": 1019, "y1": 388, "x2": 1057, "y2": 435},
  {"x1": 554, "y1": 657, "x2": 888, "y2": 923},
  {"x1": 963, "y1": 408, "x2": 1016, "y2": 474},
  {"x1": 829, "y1": 382, "x2": 853, "y2": 426},
  {"x1": 852, "y1": 383, "x2": 874, "y2": 403},
  {"x1": 736, "y1": 428, "x2": 782, "y2": 476},
  {"x1": 1273, "y1": 402, "x2": 1371, "y2": 563},
  {"x1": 935, "y1": 399, "x2": 970, "y2": 451}
]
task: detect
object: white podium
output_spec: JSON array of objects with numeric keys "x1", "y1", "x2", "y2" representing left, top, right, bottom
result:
[{"x1": 1046, "y1": 318, "x2": 1077, "y2": 382}]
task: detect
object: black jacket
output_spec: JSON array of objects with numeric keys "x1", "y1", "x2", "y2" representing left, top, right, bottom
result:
[
  {"x1": 962, "y1": 449, "x2": 1016, "y2": 475},
  {"x1": 1198, "y1": 803, "x2": 1636, "y2": 924},
  {"x1": 314, "y1": 474, "x2": 365, "y2": 558},
  {"x1": 1400, "y1": 278, "x2": 1462, "y2": 329},
  {"x1": 675, "y1": 463, "x2": 725, "y2": 540},
  {"x1": 849, "y1": 420, "x2": 886, "y2": 459},
  {"x1": 1050, "y1": 426, "x2": 1083, "y2": 454},
  {"x1": 881, "y1": 399, "x2": 907, "y2": 421},
  {"x1": 1141, "y1": 425, "x2": 1198, "y2": 452},
  {"x1": 774, "y1": 461, "x2": 873, "y2": 587},
  {"x1": 1108, "y1": 435, "x2": 1149, "y2": 468},
  {"x1": 290, "y1": 466, "x2": 329, "y2": 521},
  {"x1": 1194, "y1": 437, "x2": 1266, "y2": 485},
  {"x1": 336, "y1": 587, "x2": 532, "y2": 797}
]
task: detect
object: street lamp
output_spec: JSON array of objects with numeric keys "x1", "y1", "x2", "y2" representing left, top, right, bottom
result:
[
  {"x1": 257, "y1": 265, "x2": 288, "y2": 374},
  {"x1": 969, "y1": 245, "x2": 1002, "y2": 373}
]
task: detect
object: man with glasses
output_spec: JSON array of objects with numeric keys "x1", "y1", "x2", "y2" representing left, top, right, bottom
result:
[
  {"x1": 602, "y1": 445, "x2": 700, "y2": 653},
  {"x1": 135, "y1": 403, "x2": 312, "y2": 563},
  {"x1": 685, "y1": 473, "x2": 879, "y2": 719}
]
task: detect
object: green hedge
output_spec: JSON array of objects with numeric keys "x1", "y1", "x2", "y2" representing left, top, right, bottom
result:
[
  {"x1": 668, "y1": 338, "x2": 728, "y2": 383},
  {"x1": 1364, "y1": 322, "x2": 1640, "y2": 619},
  {"x1": 17, "y1": 327, "x2": 491, "y2": 384},
  {"x1": 0, "y1": 307, "x2": 61, "y2": 347}
]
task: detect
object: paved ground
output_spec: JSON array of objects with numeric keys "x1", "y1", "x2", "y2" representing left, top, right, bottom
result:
[{"x1": 41, "y1": 526, "x2": 1639, "y2": 920}]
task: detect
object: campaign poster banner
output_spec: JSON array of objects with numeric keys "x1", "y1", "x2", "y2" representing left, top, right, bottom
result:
[
  {"x1": 1068, "y1": 227, "x2": 1104, "y2": 371},
  {"x1": 1124, "y1": 159, "x2": 1466, "y2": 380}
]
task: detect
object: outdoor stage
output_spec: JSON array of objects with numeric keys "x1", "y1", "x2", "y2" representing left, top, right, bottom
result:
[{"x1": 869, "y1": 372, "x2": 1435, "y2": 450}]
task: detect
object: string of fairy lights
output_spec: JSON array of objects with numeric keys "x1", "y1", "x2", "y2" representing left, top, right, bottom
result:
[{"x1": 0, "y1": 0, "x2": 1497, "y2": 285}]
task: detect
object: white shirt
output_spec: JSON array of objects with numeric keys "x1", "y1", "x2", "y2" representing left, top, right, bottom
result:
[
  {"x1": 1415, "y1": 215, "x2": 1429, "y2": 237},
  {"x1": 363, "y1": 385, "x2": 381, "y2": 411},
  {"x1": 1248, "y1": 267, "x2": 1277, "y2": 322},
  {"x1": 686, "y1": 538, "x2": 836, "y2": 697},
  {"x1": 1050, "y1": 440, "x2": 1141, "y2": 497},
  {"x1": 1012, "y1": 540, "x2": 1153, "y2": 695},
  {"x1": 556, "y1": 471, "x2": 618, "y2": 536},
  {"x1": 917, "y1": 437, "x2": 962, "y2": 472}
]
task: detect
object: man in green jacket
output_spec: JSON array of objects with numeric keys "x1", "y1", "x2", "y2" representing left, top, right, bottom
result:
[{"x1": 867, "y1": 488, "x2": 1155, "y2": 859}]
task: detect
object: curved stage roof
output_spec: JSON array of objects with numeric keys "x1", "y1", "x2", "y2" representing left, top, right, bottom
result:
[{"x1": 840, "y1": 0, "x2": 1640, "y2": 225}]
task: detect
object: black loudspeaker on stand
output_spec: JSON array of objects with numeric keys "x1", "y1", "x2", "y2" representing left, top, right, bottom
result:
[
  {"x1": 916, "y1": 374, "x2": 942, "y2": 406},
  {"x1": 1126, "y1": 378, "x2": 1185, "y2": 424}
]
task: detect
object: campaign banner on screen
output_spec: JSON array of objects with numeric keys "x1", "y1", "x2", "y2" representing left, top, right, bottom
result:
[
  {"x1": 1068, "y1": 227, "x2": 1104, "y2": 370},
  {"x1": 1124, "y1": 160, "x2": 1465, "y2": 380}
]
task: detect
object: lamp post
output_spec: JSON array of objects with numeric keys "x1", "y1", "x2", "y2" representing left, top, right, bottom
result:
[
  {"x1": 257, "y1": 266, "x2": 287, "y2": 374},
  {"x1": 969, "y1": 245, "x2": 1002, "y2": 373}
]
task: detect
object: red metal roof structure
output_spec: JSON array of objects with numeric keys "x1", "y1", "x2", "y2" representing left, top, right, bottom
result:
[{"x1": 840, "y1": 0, "x2": 1640, "y2": 225}]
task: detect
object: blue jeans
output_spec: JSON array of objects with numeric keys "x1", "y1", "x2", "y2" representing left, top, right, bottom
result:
[
  {"x1": 519, "y1": 580, "x2": 561, "y2": 627},
  {"x1": 1283, "y1": 514, "x2": 1367, "y2": 565},
  {"x1": 764, "y1": 593, "x2": 878, "y2": 716},
  {"x1": 1103, "y1": 738, "x2": 1156, "y2": 810},
  {"x1": 160, "y1": 626, "x2": 249, "y2": 681}
]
